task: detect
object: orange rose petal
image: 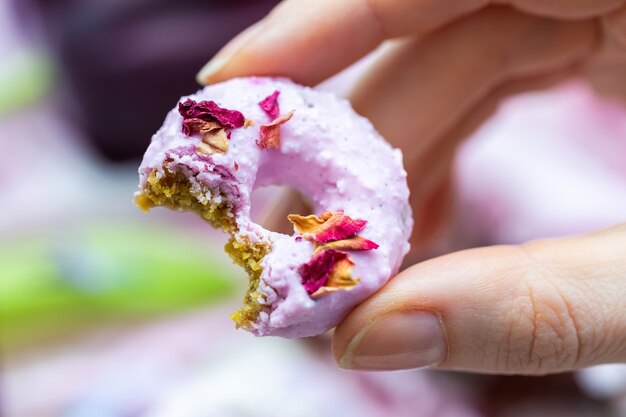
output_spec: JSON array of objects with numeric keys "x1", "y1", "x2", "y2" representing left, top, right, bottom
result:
[
  {"x1": 292, "y1": 210, "x2": 376, "y2": 298},
  {"x1": 313, "y1": 236, "x2": 379, "y2": 253},
  {"x1": 257, "y1": 110, "x2": 295, "y2": 149},
  {"x1": 197, "y1": 128, "x2": 229, "y2": 155},
  {"x1": 309, "y1": 287, "x2": 342, "y2": 299},
  {"x1": 183, "y1": 118, "x2": 222, "y2": 136},
  {"x1": 326, "y1": 255, "x2": 358, "y2": 288},
  {"x1": 287, "y1": 213, "x2": 327, "y2": 238}
]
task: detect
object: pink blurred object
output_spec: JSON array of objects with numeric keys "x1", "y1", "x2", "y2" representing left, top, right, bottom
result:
[
  {"x1": 4, "y1": 306, "x2": 479, "y2": 417},
  {"x1": 454, "y1": 80, "x2": 626, "y2": 246}
]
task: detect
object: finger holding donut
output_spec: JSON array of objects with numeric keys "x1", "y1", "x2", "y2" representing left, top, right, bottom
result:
[
  {"x1": 190, "y1": 0, "x2": 626, "y2": 374},
  {"x1": 135, "y1": 78, "x2": 412, "y2": 337}
]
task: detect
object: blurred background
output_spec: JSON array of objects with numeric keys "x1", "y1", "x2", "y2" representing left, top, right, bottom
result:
[{"x1": 1, "y1": 1, "x2": 625, "y2": 416}]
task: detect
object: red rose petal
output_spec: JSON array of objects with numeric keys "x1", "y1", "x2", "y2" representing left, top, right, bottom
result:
[
  {"x1": 178, "y1": 99, "x2": 245, "y2": 129},
  {"x1": 315, "y1": 212, "x2": 367, "y2": 243},
  {"x1": 310, "y1": 254, "x2": 359, "y2": 299},
  {"x1": 298, "y1": 250, "x2": 353, "y2": 295},
  {"x1": 288, "y1": 210, "x2": 368, "y2": 244},
  {"x1": 298, "y1": 250, "x2": 336, "y2": 294},
  {"x1": 258, "y1": 90, "x2": 280, "y2": 119}
]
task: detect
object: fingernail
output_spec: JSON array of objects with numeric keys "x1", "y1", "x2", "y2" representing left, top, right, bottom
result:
[
  {"x1": 338, "y1": 311, "x2": 447, "y2": 371},
  {"x1": 196, "y1": 21, "x2": 265, "y2": 84}
]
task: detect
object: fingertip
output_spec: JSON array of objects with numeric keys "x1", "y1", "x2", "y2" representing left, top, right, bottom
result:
[
  {"x1": 332, "y1": 319, "x2": 356, "y2": 368},
  {"x1": 196, "y1": 21, "x2": 268, "y2": 85},
  {"x1": 332, "y1": 296, "x2": 377, "y2": 368},
  {"x1": 335, "y1": 311, "x2": 448, "y2": 371},
  {"x1": 196, "y1": 56, "x2": 229, "y2": 85},
  {"x1": 197, "y1": 0, "x2": 386, "y2": 87},
  {"x1": 332, "y1": 317, "x2": 354, "y2": 367},
  {"x1": 330, "y1": 247, "x2": 513, "y2": 371},
  {"x1": 331, "y1": 279, "x2": 408, "y2": 369}
]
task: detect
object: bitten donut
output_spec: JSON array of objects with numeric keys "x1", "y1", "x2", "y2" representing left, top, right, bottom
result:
[{"x1": 135, "y1": 77, "x2": 412, "y2": 337}]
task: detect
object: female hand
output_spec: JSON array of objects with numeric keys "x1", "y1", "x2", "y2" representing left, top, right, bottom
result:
[{"x1": 198, "y1": 0, "x2": 626, "y2": 374}]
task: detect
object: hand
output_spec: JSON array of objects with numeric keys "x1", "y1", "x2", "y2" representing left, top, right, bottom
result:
[{"x1": 198, "y1": 0, "x2": 626, "y2": 374}]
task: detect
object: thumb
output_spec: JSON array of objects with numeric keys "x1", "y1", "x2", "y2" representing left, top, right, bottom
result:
[{"x1": 333, "y1": 223, "x2": 626, "y2": 374}]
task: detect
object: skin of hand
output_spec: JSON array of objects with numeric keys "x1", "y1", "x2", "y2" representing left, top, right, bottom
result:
[{"x1": 197, "y1": 0, "x2": 626, "y2": 374}]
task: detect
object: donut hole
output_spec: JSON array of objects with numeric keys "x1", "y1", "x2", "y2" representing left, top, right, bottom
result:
[{"x1": 250, "y1": 185, "x2": 313, "y2": 235}]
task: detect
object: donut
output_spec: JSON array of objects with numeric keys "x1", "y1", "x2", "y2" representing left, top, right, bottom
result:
[{"x1": 135, "y1": 77, "x2": 412, "y2": 337}]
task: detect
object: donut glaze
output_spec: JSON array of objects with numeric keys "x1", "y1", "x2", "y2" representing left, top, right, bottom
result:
[{"x1": 136, "y1": 77, "x2": 412, "y2": 337}]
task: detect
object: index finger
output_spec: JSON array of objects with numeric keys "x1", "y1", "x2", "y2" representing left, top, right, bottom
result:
[
  {"x1": 197, "y1": 0, "x2": 621, "y2": 86},
  {"x1": 197, "y1": 0, "x2": 487, "y2": 85}
]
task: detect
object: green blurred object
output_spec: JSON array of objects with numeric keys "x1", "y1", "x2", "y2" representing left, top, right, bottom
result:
[
  {"x1": 0, "y1": 223, "x2": 236, "y2": 350},
  {"x1": 0, "y1": 52, "x2": 53, "y2": 115}
]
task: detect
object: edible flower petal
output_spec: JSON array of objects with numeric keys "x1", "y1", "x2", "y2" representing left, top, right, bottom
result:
[
  {"x1": 292, "y1": 210, "x2": 377, "y2": 298},
  {"x1": 314, "y1": 236, "x2": 379, "y2": 253},
  {"x1": 311, "y1": 254, "x2": 359, "y2": 299},
  {"x1": 298, "y1": 250, "x2": 359, "y2": 298},
  {"x1": 298, "y1": 249, "x2": 337, "y2": 294},
  {"x1": 288, "y1": 210, "x2": 367, "y2": 243},
  {"x1": 258, "y1": 90, "x2": 280, "y2": 119},
  {"x1": 257, "y1": 110, "x2": 295, "y2": 149},
  {"x1": 178, "y1": 99, "x2": 245, "y2": 129},
  {"x1": 196, "y1": 129, "x2": 229, "y2": 155},
  {"x1": 182, "y1": 118, "x2": 221, "y2": 136}
]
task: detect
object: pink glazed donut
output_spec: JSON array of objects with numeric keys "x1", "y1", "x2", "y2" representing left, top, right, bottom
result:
[{"x1": 135, "y1": 77, "x2": 412, "y2": 337}]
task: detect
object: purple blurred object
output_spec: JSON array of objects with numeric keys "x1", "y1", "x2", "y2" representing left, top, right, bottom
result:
[{"x1": 13, "y1": 0, "x2": 278, "y2": 161}]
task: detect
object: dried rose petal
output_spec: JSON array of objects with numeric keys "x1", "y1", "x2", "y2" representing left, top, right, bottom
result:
[
  {"x1": 288, "y1": 212, "x2": 329, "y2": 237},
  {"x1": 314, "y1": 236, "x2": 379, "y2": 253},
  {"x1": 182, "y1": 118, "x2": 221, "y2": 136},
  {"x1": 298, "y1": 249, "x2": 337, "y2": 294},
  {"x1": 257, "y1": 110, "x2": 295, "y2": 149},
  {"x1": 178, "y1": 99, "x2": 245, "y2": 129},
  {"x1": 196, "y1": 129, "x2": 229, "y2": 155},
  {"x1": 178, "y1": 100, "x2": 246, "y2": 156},
  {"x1": 258, "y1": 90, "x2": 280, "y2": 119},
  {"x1": 311, "y1": 254, "x2": 359, "y2": 299},
  {"x1": 298, "y1": 250, "x2": 358, "y2": 297},
  {"x1": 288, "y1": 210, "x2": 367, "y2": 243}
]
